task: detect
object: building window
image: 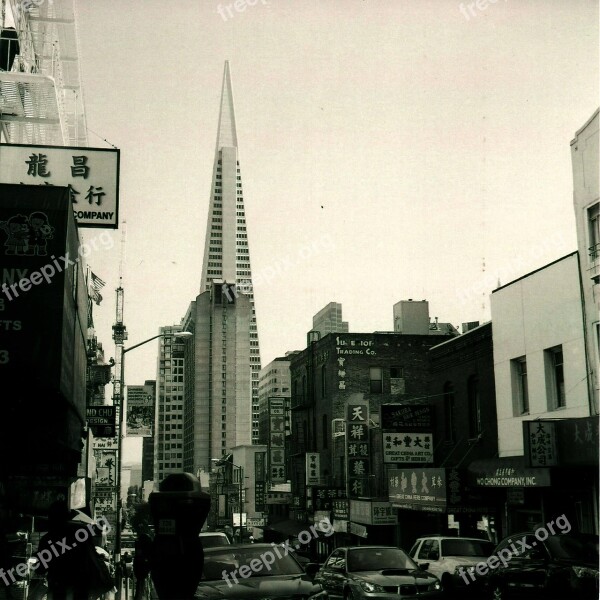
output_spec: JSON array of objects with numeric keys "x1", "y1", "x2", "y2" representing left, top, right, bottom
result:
[
  {"x1": 321, "y1": 365, "x2": 327, "y2": 397},
  {"x1": 323, "y1": 413, "x2": 328, "y2": 450},
  {"x1": 390, "y1": 366, "x2": 404, "y2": 379},
  {"x1": 545, "y1": 346, "x2": 565, "y2": 409},
  {"x1": 512, "y1": 356, "x2": 529, "y2": 415},
  {"x1": 369, "y1": 367, "x2": 382, "y2": 394},
  {"x1": 443, "y1": 382, "x2": 456, "y2": 443},
  {"x1": 467, "y1": 375, "x2": 481, "y2": 438}
]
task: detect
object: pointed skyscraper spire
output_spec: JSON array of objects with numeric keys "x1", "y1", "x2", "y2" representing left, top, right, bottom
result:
[{"x1": 215, "y1": 61, "x2": 238, "y2": 151}]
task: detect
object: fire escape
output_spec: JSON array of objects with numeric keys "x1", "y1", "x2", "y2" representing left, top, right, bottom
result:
[{"x1": 0, "y1": 0, "x2": 87, "y2": 146}]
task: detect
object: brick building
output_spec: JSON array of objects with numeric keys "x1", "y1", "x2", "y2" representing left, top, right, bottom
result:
[{"x1": 289, "y1": 330, "x2": 454, "y2": 553}]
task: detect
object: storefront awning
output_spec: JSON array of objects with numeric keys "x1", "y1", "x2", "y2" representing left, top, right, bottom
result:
[{"x1": 468, "y1": 456, "x2": 551, "y2": 487}]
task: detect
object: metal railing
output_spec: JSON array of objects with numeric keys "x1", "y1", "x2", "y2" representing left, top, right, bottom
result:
[{"x1": 589, "y1": 242, "x2": 600, "y2": 261}]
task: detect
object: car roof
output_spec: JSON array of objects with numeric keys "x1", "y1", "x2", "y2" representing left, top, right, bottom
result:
[
  {"x1": 415, "y1": 536, "x2": 491, "y2": 542},
  {"x1": 337, "y1": 546, "x2": 400, "y2": 551}
]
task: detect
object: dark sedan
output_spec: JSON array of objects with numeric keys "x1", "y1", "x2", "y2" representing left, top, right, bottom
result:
[
  {"x1": 196, "y1": 543, "x2": 326, "y2": 599},
  {"x1": 484, "y1": 531, "x2": 599, "y2": 599},
  {"x1": 314, "y1": 546, "x2": 443, "y2": 599}
]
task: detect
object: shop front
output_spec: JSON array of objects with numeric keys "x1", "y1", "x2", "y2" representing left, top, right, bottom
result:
[{"x1": 467, "y1": 456, "x2": 552, "y2": 537}]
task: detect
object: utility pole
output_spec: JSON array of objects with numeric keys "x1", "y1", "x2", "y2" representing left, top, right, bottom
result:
[{"x1": 112, "y1": 223, "x2": 127, "y2": 600}]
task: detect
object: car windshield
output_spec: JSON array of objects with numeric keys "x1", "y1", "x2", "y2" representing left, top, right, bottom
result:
[
  {"x1": 441, "y1": 539, "x2": 494, "y2": 557},
  {"x1": 347, "y1": 548, "x2": 417, "y2": 572},
  {"x1": 202, "y1": 546, "x2": 304, "y2": 580},
  {"x1": 200, "y1": 534, "x2": 230, "y2": 548},
  {"x1": 545, "y1": 534, "x2": 599, "y2": 563}
]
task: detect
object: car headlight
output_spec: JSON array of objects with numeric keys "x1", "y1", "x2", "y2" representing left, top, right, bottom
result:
[
  {"x1": 429, "y1": 580, "x2": 442, "y2": 592},
  {"x1": 572, "y1": 566, "x2": 599, "y2": 579},
  {"x1": 358, "y1": 580, "x2": 386, "y2": 593}
]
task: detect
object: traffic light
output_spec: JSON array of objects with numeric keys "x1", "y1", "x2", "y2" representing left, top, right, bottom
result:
[{"x1": 149, "y1": 473, "x2": 211, "y2": 599}]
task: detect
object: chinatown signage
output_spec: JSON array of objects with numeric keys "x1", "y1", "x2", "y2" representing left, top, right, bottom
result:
[
  {"x1": 468, "y1": 457, "x2": 551, "y2": 488},
  {"x1": 346, "y1": 401, "x2": 371, "y2": 498},
  {"x1": 306, "y1": 453, "x2": 321, "y2": 486},
  {"x1": 333, "y1": 499, "x2": 350, "y2": 519},
  {"x1": 381, "y1": 403, "x2": 434, "y2": 464},
  {"x1": 87, "y1": 406, "x2": 116, "y2": 437},
  {"x1": 265, "y1": 492, "x2": 291, "y2": 505},
  {"x1": 350, "y1": 500, "x2": 398, "y2": 525},
  {"x1": 380, "y1": 404, "x2": 433, "y2": 430},
  {"x1": 0, "y1": 143, "x2": 120, "y2": 228},
  {"x1": 309, "y1": 487, "x2": 346, "y2": 511},
  {"x1": 523, "y1": 417, "x2": 599, "y2": 467},
  {"x1": 269, "y1": 397, "x2": 286, "y2": 483},
  {"x1": 388, "y1": 468, "x2": 489, "y2": 513},
  {"x1": 525, "y1": 421, "x2": 558, "y2": 467},
  {"x1": 383, "y1": 432, "x2": 434, "y2": 464}
]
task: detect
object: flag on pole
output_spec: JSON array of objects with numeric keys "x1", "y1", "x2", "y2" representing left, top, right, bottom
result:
[{"x1": 89, "y1": 271, "x2": 106, "y2": 305}]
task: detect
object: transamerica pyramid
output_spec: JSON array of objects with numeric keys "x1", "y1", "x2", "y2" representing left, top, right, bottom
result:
[{"x1": 182, "y1": 62, "x2": 261, "y2": 474}]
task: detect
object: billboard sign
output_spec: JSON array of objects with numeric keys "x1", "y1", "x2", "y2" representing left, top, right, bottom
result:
[
  {"x1": 126, "y1": 385, "x2": 154, "y2": 437},
  {"x1": 0, "y1": 143, "x2": 120, "y2": 228}
]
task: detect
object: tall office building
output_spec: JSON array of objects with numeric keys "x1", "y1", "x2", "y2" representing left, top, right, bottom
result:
[
  {"x1": 311, "y1": 302, "x2": 349, "y2": 338},
  {"x1": 182, "y1": 62, "x2": 261, "y2": 474},
  {"x1": 153, "y1": 326, "x2": 186, "y2": 483}
]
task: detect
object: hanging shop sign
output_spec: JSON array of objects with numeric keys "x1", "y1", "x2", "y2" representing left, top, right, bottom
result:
[{"x1": 0, "y1": 143, "x2": 120, "y2": 228}]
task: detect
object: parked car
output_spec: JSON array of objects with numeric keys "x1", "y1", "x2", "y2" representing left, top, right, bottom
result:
[
  {"x1": 483, "y1": 531, "x2": 599, "y2": 599},
  {"x1": 199, "y1": 531, "x2": 231, "y2": 548},
  {"x1": 410, "y1": 535, "x2": 495, "y2": 594},
  {"x1": 314, "y1": 545, "x2": 443, "y2": 599},
  {"x1": 198, "y1": 543, "x2": 326, "y2": 598}
]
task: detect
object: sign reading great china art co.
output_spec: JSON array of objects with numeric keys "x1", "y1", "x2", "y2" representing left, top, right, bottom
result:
[{"x1": 0, "y1": 143, "x2": 120, "y2": 228}]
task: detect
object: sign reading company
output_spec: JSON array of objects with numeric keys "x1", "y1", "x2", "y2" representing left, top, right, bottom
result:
[
  {"x1": 388, "y1": 468, "x2": 448, "y2": 513},
  {"x1": 468, "y1": 458, "x2": 551, "y2": 488},
  {"x1": 0, "y1": 143, "x2": 120, "y2": 228}
]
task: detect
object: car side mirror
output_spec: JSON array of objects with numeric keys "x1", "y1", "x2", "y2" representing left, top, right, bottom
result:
[
  {"x1": 305, "y1": 563, "x2": 321, "y2": 577},
  {"x1": 419, "y1": 562, "x2": 430, "y2": 571}
]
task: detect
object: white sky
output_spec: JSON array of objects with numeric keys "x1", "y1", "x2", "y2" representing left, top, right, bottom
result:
[{"x1": 72, "y1": 0, "x2": 598, "y2": 463}]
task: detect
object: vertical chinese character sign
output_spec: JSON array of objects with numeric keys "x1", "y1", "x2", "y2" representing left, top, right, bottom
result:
[
  {"x1": 306, "y1": 453, "x2": 320, "y2": 486},
  {"x1": 346, "y1": 403, "x2": 370, "y2": 498},
  {"x1": 269, "y1": 397, "x2": 286, "y2": 483}
]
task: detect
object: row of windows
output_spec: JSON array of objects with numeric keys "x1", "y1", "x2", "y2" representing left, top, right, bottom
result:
[{"x1": 511, "y1": 345, "x2": 565, "y2": 415}]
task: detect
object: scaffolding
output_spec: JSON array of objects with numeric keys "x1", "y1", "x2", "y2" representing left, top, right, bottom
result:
[{"x1": 0, "y1": 0, "x2": 87, "y2": 146}]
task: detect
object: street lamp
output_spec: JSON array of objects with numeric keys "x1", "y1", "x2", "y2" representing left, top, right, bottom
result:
[
  {"x1": 114, "y1": 330, "x2": 192, "y2": 597},
  {"x1": 211, "y1": 456, "x2": 245, "y2": 543}
]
